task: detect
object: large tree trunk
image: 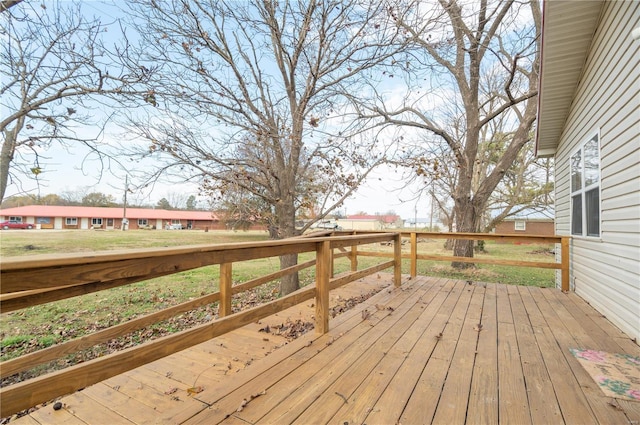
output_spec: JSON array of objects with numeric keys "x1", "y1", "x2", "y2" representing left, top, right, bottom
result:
[
  {"x1": 452, "y1": 196, "x2": 479, "y2": 269},
  {"x1": 276, "y1": 193, "x2": 300, "y2": 296}
]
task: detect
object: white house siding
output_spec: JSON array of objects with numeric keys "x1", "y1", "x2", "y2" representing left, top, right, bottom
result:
[{"x1": 553, "y1": 1, "x2": 640, "y2": 343}]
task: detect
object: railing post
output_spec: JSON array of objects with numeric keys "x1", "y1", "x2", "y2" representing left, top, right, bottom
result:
[
  {"x1": 219, "y1": 262, "x2": 232, "y2": 316},
  {"x1": 410, "y1": 232, "x2": 417, "y2": 278},
  {"x1": 330, "y1": 247, "x2": 335, "y2": 278},
  {"x1": 561, "y1": 236, "x2": 570, "y2": 292},
  {"x1": 350, "y1": 231, "x2": 358, "y2": 271},
  {"x1": 394, "y1": 232, "x2": 402, "y2": 287},
  {"x1": 315, "y1": 240, "x2": 331, "y2": 334}
]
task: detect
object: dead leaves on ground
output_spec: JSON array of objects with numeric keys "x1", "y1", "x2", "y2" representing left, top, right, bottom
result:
[{"x1": 259, "y1": 319, "x2": 314, "y2": 340}]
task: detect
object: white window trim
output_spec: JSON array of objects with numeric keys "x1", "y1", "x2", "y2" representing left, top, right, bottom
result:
[
  {"x1": 138, "y1": 219, "x2": 148, "y2": 226},
  {"x1": 92, "y1": 218, "x2": 103, "y2": 225},
  {"x1": 514, "y1": 220, "x2": 526, "y2": 231},
  {"x1": 66, "y1": 217, "x2": 78, "y2": 225},
  {"x1": 569, "y1": 130, "x2": 602, "y2": 239}
]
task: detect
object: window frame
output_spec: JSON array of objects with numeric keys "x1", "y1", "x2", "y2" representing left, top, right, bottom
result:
[
  {"x1": 92, "y1": 218, "x2": 103, "y2": 226},
  {"x1": 9, "y1": 216, "x2": 22, "y2": 223},
  {"x1": 569, "y1": 131, "x2": 602, "y2": 238},
  {"x1": 514, "y1": 220, "x2": 526, "y2": 231},
  {"x1": 66, "y1": 217, "x2": 78, "y2": 225},
  {"x1": 138, "y1": 219, "x2": 148, "y2": 226}
]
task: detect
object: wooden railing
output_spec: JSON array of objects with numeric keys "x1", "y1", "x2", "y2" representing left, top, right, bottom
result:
[
  {"x1": 0, "y1": 231, "x2": 568, "y2": 417},
  {"x1": 339, "y1": 231, "x2": 570, "y2": 292},
  {"x1": 0, "y1": 232, "x2": 401, "y2": 417}
]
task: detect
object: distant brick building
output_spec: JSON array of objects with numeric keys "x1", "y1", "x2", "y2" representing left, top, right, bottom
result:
[{"x1": 495, "y1": 218, "x2": 555, "y2": 236}]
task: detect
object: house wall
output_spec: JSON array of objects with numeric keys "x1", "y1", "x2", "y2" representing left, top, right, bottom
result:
[
  {"x1": 495, "y1": 220, "x2": 554, "y2": 236},
  {"x1": 554, "y1": 1, "x2": 640, "y2": 343},
  {"x1": 337, "y1": 219, "x2": 383, "y2": 231}
]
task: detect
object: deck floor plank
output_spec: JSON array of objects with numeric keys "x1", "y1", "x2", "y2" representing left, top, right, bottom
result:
[
  {"x1": 399, "y1": 279, "x2": 475, "y2": 424},
  {"x1": 330, "y1": 279, "x2": 455, "y2": 425},
  {"x1": 527, "y1": 286, "x2": 603, "y2": 424},
  {"x1": 496, "y1": 284, "x2": 532, "y2": 425},
  {"x1": 362, "y1": 279, "x2": 462, "y2": 424},
  {"x1": 536, "y1": 287, "x2": 636, "y2": 425},
  {"x1": 514, "y1": 286, "x2": 564, "y2": 425},
  {"x1": 466, "y1": 282, "x2": 499, "y2": 425},
  {"x1": 244, "y1": 279, "x2": 436, "y2": 424},
  {"x1": 12, "y1": 275, "x2": 640, "y2": 425},
  {"x1": 51, "y1": 392, "x2": 135, "y2": 425},
  {"x1": 431, "y1": 283, "x2": 485, "y2": 425},
  {"x1": 290, "y1": 283, "x2": 438, "y2": 424},
  {"x1": 548, "y1": 288, "x2": 639, "y2": 355},
  {"x1": 189, "y1": 278, "x2": 425, "y2": 424}
]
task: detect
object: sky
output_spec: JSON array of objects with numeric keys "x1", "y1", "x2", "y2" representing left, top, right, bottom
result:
[
  {"x1": 17, "y1": 143, "x2": 429, "y2": 219},
  {"x1": 3, "y1": 0, "x2": 439, "y2": 220}
]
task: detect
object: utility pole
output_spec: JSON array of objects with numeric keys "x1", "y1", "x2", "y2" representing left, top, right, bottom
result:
[{"x1": 122, "y1": 175, "x2": 128, "y2": 231}]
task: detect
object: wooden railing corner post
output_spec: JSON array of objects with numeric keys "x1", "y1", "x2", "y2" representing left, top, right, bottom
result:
[
  {"x1": 410, "y1": 232, "x2": 417, "y2": 278},
  {"x1": 394, "y1": 232, "x2": 402, "y2": 287},
  {"x1": 315, "y1": 240, "x2": 331, "y2": 334},
  {"x1": 561, "y1": 236, "x2": 570, "y2": 292},
  {"x1": 219, "y1": 263, "x2": 233, "y2": 317}
]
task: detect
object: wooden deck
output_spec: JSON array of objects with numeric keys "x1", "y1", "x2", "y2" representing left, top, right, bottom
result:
[{"x1": 13, "y1": 275, "x2": 640, "y2": 424}]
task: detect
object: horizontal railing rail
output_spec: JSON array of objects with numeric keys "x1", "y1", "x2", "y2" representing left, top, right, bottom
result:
[
  {"x1": 336, "y1": 230, "x2": 570, "y2": 292},
  {"x1": 0, "y1": 232, "x2": 401, "y2": 417}
]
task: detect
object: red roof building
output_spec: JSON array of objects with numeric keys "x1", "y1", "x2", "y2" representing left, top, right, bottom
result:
[{"x1": 0, "y1": 205, "x2": 221, "y2": 231}]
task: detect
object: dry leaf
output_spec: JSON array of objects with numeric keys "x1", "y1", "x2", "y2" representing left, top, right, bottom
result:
[
  {"x1": 361, "y1": 309, "x2": 371, "y2": 320},
  {"x1": 187, "y1": 386, "x2": 204, "y2": 395},
  {"x1": 474, "y1": 323, "x2": 483, "y2": 332},
  {"x1": 164, "y1": 387, "x2": 178, "y2": 395}
]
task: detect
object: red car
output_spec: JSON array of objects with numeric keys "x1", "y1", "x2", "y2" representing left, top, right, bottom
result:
[{"x1": 1, "y1": 221, "x2": 34, "y2": 230}]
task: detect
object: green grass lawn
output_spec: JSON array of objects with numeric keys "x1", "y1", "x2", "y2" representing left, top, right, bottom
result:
[{"x1": 0, "y1": 230, "x2": 557, "y2": 366}]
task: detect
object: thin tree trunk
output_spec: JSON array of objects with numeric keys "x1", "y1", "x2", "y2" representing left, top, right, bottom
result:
[{"x1": 0, "y1": 130, "x2": 17, "y2": 203}]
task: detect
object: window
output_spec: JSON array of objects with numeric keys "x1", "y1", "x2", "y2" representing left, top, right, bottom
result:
[
  {"x1": 570, "y1": 133, "x2": 601, "y2": 237},
  {"x1": 514, "y1": 220, "x2": 526, "y2": 231},
  {"x1": 171, "y1": 219, "x2": 181, "y2": 225},
  {"x1": 9, "y1": 216, "x2": 22, "y2": 223},
  {"x1": 92, "y1": 218, "x2": 103, "y2": 226},
  {"x1": 66, "y1": 217, "x2": 78, "y2": 225},
  {"x1": 138, "y1": 219, "x2": 148, "y2": 226}
]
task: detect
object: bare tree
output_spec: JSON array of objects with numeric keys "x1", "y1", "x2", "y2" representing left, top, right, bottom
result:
[
  {"x1": 0, "y1": 1, "x2": 149, "y2": 202},
  {"x1": 121, "y1": 0, "x2": 403, "y2": 294},
  {"x1": 365, "y1": 0, "x2": 541, "y2": 266}
]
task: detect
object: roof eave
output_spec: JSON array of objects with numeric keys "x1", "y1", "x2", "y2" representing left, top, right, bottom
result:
[{"x1": 535, "y1": 0, "x2": 604, "y2": 157}]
